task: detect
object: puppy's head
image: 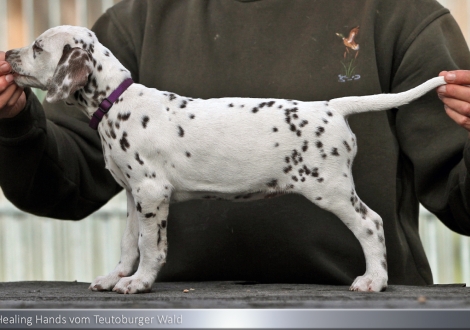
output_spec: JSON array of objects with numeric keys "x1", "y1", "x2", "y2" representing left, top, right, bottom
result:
[{"x1": 5, "y1": 25, "x2": 95, "y2": 103}]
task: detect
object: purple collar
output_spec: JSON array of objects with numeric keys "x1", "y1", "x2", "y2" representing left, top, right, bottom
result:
[{"x1": 89, "y1": 78, "x2": 134, "y2": 130}]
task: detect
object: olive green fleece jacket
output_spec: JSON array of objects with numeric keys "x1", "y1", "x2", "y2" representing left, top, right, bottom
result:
[{"x1": 1, "y1": 0, "x2": 470, "y2": 285}]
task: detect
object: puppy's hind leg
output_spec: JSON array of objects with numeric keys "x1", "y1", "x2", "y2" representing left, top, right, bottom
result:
[
  {"x1": 90, "y1": 190, "x2": 140, "y2": 291},
  {"x1": 302, "y1": 178, "x2": 388, "y2": 292},
  {"x1": 113, "y1": 183, "x2": 169, "y2": 294}
]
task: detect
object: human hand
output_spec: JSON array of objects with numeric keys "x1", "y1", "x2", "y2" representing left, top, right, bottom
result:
[
  {"x1": 437, "y1": 71, "x2": 470, "y2": 133},
  {"x1": 0, "y1": 51, "x2": 26, "y2": 119}
]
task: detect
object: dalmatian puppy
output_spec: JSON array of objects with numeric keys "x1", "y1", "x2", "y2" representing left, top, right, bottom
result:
[{"x1": 6, "y1": 25, "x2": 446, "y2": 294}]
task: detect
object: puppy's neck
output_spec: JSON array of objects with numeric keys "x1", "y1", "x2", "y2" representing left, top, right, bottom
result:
[{"x1": 70, "y1": 43, "x2": 132, "y2": 117}]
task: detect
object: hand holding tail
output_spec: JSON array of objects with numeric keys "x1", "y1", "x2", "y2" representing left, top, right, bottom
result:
[{"x1": 438, "y1": 70, "x2": 470, "y2": 132}]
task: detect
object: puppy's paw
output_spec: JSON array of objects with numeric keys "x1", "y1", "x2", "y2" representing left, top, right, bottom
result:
[
  {"x1": 349, "y1": 274, "x2": 387, "y2": 292},
  {"x1": 113, "y1": 275, "x2": 153, "y2": 294},
  {"x1": 89, "y1": 273, "x2": 121, "y2": 291}
]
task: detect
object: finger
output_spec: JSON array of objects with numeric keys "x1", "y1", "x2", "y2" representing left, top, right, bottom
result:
[
  {"x1": 0, "y1": 74, "x2": 15, "y2": 92},
  {"x1": 437, "y1": 84, "x2": 470, "y2": 103},
  {"x1": 444, "y1": 104, "x2": 470, "y2": 131},
  {"x1": 438, "y1": 70, "x2": 470, "y2": 85},
  {"x1": 0, "y1": 51, "x2": 11, "y2": 75},
  {"x1": 439, "y1": 96, "x2": 470, "y2": 117},
  {"x1": 6, "y1": 85, "x2": 24, "y2": 108},
  {"x1": 0, "y1": 84, "x2": 18, "y2": 108},
  {"x1": 0, "y1": 61, "x2": 11, "y2": 75}
]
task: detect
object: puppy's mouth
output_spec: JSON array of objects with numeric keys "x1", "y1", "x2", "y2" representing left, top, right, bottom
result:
[{"x1": 8, "y1": 67, "x2": 21, "y2": 78}]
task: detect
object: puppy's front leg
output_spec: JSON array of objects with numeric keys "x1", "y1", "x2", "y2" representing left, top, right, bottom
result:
[
  {"x1": 89, "y1": 190, "x2": 140, "y2": 291},
  {"x1": 113, "y1": 194, "x2": 169, "y2": 294}
]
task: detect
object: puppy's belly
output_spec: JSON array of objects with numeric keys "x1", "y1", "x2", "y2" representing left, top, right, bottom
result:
[{"x1": 171, "y1": 190, "x2": 284, "y2": 203}]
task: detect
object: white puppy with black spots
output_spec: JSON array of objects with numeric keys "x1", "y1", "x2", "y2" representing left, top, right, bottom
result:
[{"x1": 6, "y1": 26, "x2": 445, "y2": 293}]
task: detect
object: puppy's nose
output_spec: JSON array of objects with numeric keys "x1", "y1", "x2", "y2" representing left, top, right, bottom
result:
[
  {"x1": 5, "y1": 50, "x2": 12, "y2": 60},
  {"x1": 4, "y1": 50, "x2": 18, "y2": 62}
]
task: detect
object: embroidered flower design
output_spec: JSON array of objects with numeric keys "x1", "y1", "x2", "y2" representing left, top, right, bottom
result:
[{"x1": 336, "y1": 26, "x2": 360, "y2": 82}]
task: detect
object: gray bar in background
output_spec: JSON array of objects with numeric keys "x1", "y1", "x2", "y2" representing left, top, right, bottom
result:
[{"x1": 1, "y1": 309, "x2": 470, "y2": 329}]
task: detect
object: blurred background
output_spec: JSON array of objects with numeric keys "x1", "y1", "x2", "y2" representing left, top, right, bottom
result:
[{"x1": 0, "y1": 0, "x2": 469, "y2": 284}]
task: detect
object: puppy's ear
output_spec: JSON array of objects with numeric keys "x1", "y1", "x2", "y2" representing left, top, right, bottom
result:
[{"x1": 46, "y1": 45, "x2": 93, "y2": 103}]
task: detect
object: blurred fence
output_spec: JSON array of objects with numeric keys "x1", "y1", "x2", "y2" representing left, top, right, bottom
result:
[{"x1": 1, "y1": 0, "x2": 470, "y2": 285}]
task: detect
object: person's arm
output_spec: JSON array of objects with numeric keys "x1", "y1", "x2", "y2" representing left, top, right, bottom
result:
[
  {"x1": 0, "y1": 45, "x2": 122, "y2": 220},
  {"x1": 392, "y1": 12, "x2": 470, "y2": 234}
]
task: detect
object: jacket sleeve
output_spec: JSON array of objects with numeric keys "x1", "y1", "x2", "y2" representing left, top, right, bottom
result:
[{"x1": 393, "y1": 12, "x2": 470, "y2": 234}]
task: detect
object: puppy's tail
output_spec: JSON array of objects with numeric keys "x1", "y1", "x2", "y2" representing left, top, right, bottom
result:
[{"x1": 328, "y1": 76, "x2": 446, "y2": 117}]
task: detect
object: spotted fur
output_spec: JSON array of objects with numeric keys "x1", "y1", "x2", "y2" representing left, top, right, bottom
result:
[{"x1": 6, "y1": 25, "x2": 447, "y2": 294}]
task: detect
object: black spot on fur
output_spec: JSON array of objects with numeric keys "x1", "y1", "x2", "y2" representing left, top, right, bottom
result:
[
  {"x1": 189, "y1": 114, "x2": 195, "y2": 119},
  {"x1": 168, "y1": 93, "x2": 177, "y2": 101},
  {"x1": 315, "y1": 126, "x2": 325, "y2": 137},
  {"x1": 142, "y1": 116, "x2": 150, "y2": 128},
  {"x1": 327, "y1": 111, "x2": 333, "y2": 116},
  {"x1": 186, "y1": 151, "x2": 191, "y2": 157},
  {"x1": 302, "y1": 141, "x2": 309, "y2": 152},
  {"x1": 110, "y1": 128, "x2": 116, "y2": 139},
  {"x1": 135, "y1": 152, "x2": 144, "y2": 165},
  {"x1": 273, "y1": 127, "x2": 278, "y2": 132},
  {"x1": 228, "y1": 103, "x2": 234, "y2": 107},
  {"x1": 252, "y1": 107, "x2": 259, "y2": 113},
  {"x1": 303, "y1": 165, "x2": 311, "y2": 175},
  {"x1": 267, "y1": 101, "x2": 275, "y2": 107},
  {"x1": 145, "y1": 213, "x2": 156, "y2": 218},
  {"x1": 315, "y1": 197, "x2": 322, "y2": 200},
  {"x1": 374, "y1": 220, "x2": 380, "y2": 230},
  {"x1": 274, "y1": 143, "x2": 279, "y2": 147},
  {"x1": 316, "y1": 141, "x2": 323, "y2": 148},
  {"x1": 178, "y1": 126, "x2": 185, "y2": 137},
  {"x1": 119, "y1": 132, "x2": 130, "y2": 151},
  {"x1": 161, "y1": 220, "x2": 167, "y2": 228},
  {"x1": 343, "y1": 141, "x2": 352, "y2": 152},
  {"x1": 128, "y1": 165, "x2": 132, "y2": 170},
  {"x1": 359, "y1": 203, "x2": 368, "y2": 217},
  {"x1": 283, "y1": 165, "x2": 293, "y2": 173},
  {"x1": 117, "y1": 112, "x2": 131, "y2": 121},
  {"x1": 299, "y1": 120, "x2": 308, "y2": 128},
  {"x1": 331, "y1": 148, "x2": 340, "y2": 156},
  {"x1": 367, "y1": 229, "x2": 374, "y2": 236},
  {"x1": 317, "y1": 178, "x2": 324, "y2": 183},
  {"x1": 267, "y1": 179, "x2": 278, "y2": 188},
  {"x1": 311, "y1": 168, "x2": 319, "y2": 177},
  {"x1": 136, "y1": 203, "x2": 142, "y2": 213}
]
